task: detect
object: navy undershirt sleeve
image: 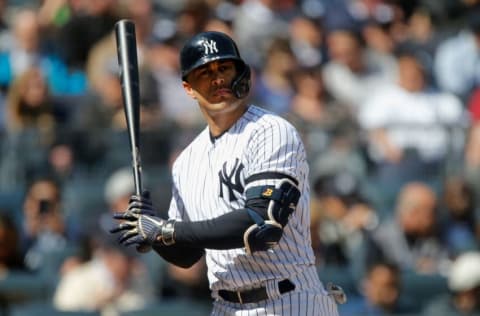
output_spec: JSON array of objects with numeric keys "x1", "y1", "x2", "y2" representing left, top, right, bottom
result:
[
  {"x1": 152, "y1": 244, "x2": 205, "y2": 268},
  {"x1": 173, "y1": 198, "x2": 268, "y2": 249}
]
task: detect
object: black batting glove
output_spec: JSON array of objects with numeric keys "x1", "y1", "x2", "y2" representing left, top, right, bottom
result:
[
  {"x1": 110, "y1": 211, "x2": 166, "y2": 246},
  {"x1": 127, "y1": 191, "x2": 156, "y2": 216},
  {"x1": 113, "y1": 191, "x2": 155, "y2": 252},
  {"x1": 110, "y1": 191, "x2": 176, "y2": 247}
]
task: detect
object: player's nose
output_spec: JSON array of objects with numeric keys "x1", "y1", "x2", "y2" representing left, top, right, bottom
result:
[{"x1": 211, "y1": 75, "x2": 225, "y2": 86}]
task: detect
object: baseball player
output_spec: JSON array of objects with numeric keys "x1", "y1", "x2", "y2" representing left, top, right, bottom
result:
[{"x1": 111, "y1": 31, "x2": 344, "y2": 315}]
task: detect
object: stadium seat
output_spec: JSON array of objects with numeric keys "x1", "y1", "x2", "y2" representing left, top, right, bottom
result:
[
  {"x1": 0, "y1": 272, "x2": 49, "y2": 304},
  {"x1": 9, "y1": 301, "x2": 100, "y2": 316},
  {"x1": 400, "y1": 271, "x2": 448, "y2": 311}
]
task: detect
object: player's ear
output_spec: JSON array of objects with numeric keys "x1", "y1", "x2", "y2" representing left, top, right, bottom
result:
[{"x1": 182, "y1": 81, "x2": 196, "y2": 99}]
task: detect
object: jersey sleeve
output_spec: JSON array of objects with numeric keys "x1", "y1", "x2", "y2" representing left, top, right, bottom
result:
[{"x1": 245, "y1": 117, "x2": 306, "y2": 185}]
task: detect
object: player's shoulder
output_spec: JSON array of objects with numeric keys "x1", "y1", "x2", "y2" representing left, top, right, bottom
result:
[
  {"x1": 244, "y1": 105, "x2": 299, "y2": 133},
  {"x1": 171, "y1": 127, "x2": 209, "y2": 169}
]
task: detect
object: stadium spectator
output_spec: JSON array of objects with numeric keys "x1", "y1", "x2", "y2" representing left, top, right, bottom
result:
[
  {"x1": 286, "y1": 65, "x2": 358, "y2": 163},
  {"x1": 14, "y1": 175, "x2": 82, "y2": 305},
  {"x1": 358, "y1": 50, "x2": 465, "y2": 211},
  {"x1": 0, "y1": 211, "x2": 26, "y2": 272},
  {"x1": 53, "y1": 234, "x2": 155, "y2": 314},
  {"x1": 422, "y1": 251, "x2": 480, "y2": 316},
  {"x1": 0, "y1": 67, "x2": 70, "y2": 191},
  {"x1": 232, "y1": 0, "x2": 290, "y2": 68},
  {"x1": 341, "y1": 261, "x2": 417, "y2": 315},
  {"x1": 397, "y1": 7, "x2": 444, "y2": 86},
  {"x1": 174, "y1": 0, "x2": 211, "y2": 41},
  {"x1": 55, "y1": 0, "x2": 120, "y2": 71},
  {"x1": 439, "y1": 176, "x2": 479, "y2": 255},
  {"x1": 361, "y1": 182, "x2": 452, "y2": 275},
  {"x1": 465, "y1": 87, "x2": 480, "y2": 233},
  {"x1": 288, "y1": 15, "x2": 325, "y2": 68},
  {"x1": 0, "y1": 8, "x2": 87, "y2": 96},
  {"x1": 434, "y1": 8, "x2": 480, "y2": 100},
  {"x1": 322, "y1": 27, "x2": 396, "y2": 111},
  {"x1": 310, "y1": 172, "x2": 378, "y2": 269},
  {"x1": 251, "y1": 37, "x2": 297, "y2": 114},
  {"x1": 144, "y1": 31, "x2": 203, "y2": 129},
  {"x1": 0, "y1": 1, "x2": 478, "y2": 314}
]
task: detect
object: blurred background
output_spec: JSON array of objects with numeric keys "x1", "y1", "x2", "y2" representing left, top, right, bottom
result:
[{"x1": 0, "y1": 0, "x2": 479, "y2": 315}]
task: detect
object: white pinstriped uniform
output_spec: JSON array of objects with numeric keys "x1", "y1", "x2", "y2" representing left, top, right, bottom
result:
[{"x1": 168, "y1": 105, "x2": 339, "y2": 315}]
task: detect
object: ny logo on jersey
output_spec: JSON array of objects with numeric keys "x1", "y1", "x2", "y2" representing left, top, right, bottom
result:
[
  {"x1": 218, "y1": 158, "x2": 244, "y2": 202},
  {"x1": 202, "y1": 40, "x2": 218, "y2": 55}
]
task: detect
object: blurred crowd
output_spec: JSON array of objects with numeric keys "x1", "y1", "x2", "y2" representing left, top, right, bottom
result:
[{"x1": 0, "y1": 0, "x2": 479, "y2": 315}]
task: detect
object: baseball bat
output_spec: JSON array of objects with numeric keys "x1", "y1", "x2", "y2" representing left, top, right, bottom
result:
[{"x1": 115, "y1": 19, "x2": 150, "y2": 252}]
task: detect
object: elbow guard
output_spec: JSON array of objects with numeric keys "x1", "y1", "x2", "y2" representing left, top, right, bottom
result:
[{"x1": 243, "y1": 179, "x2": 301, "y2": 254}]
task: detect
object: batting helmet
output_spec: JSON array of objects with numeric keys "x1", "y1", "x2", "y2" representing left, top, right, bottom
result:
[{"x1": 180, "y1": 31, "x2": 251, "y2": 99}]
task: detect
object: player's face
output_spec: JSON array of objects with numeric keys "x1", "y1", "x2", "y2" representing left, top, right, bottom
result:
[{"x1": 183, "y1": 60, "x2": 242, "y2": 113}]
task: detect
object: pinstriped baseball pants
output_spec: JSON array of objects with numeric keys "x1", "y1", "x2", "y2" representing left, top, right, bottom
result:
[
  {"x1": 210, "y1": 266, "x2": 339, "y2": 316},
  {"x1": 210, "y1": 289, "x2": 339, "y2": 315}
]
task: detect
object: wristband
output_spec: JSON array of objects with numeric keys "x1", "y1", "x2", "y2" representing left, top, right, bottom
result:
[{"x1": 161, "y1": 219, "x2": 176, "y2": 246}]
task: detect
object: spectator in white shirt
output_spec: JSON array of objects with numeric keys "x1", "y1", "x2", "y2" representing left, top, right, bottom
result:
[
  {"x1": 358, "y1": 50, "x2": 466, "y2": 213},
  {"x1": 434, "y1": 9, "x2": 480, "y2": 101}
]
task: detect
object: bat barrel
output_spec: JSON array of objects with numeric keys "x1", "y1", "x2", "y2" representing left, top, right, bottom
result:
[{"x1": 115, "y1": 19, "x2": 143, "y2": 196}]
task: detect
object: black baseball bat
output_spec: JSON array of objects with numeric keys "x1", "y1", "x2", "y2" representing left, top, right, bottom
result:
[
  {"x1": 115, "y1": 19, "x2": 150, "y2": 252},
  {"x1": 115, "y1": 19, "x2": 143, "y2": 196}
]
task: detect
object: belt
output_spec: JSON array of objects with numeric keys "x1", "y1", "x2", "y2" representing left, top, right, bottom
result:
[{"x1": 218, "y1": 279, "x2": 295, "y2": 304}]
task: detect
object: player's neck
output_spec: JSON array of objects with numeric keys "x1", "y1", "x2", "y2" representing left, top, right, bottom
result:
[{"x1": 203, "y1": 103, "x2": 248, "y2": 137}]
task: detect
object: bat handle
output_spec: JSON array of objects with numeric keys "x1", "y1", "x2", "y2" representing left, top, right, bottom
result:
[
  {"x1": 131, "y1": 147, "x2": 150, "y2": 253},
  {"x1": 132, "y1": 146, "x2": 143, "y2": 196}
]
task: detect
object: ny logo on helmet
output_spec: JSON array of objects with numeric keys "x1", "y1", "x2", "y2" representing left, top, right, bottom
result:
[{"x1": 202, "y1": 40, "x2": 218, "y2": 55}]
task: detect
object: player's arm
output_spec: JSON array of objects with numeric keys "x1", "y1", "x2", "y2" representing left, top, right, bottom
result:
[
  {"x1": 111, "y1": 119, "x2": 304, "y2": 253},
  {"x1": 111, "y1": 175, "x2": 300, "y2": 254},
  {"x1": 152, "y1": 244, "x2": 204, "y2": 268},
  {"x1": 173, "y1": 176, "x2": 300, "y2": 253}
]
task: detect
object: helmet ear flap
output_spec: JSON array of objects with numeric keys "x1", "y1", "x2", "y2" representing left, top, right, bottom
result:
[{"x1": 232, "y1": 62, "x2": 251, "y2": 99}]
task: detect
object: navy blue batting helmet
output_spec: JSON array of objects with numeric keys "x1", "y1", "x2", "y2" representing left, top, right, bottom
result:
[{"x1": 180, "y1": 31, "x2": 251, "y2": 99}]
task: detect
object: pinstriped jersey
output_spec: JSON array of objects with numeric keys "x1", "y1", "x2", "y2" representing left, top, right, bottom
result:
[{"x1": 167, "y1": 105, "x2": 317, "y2": 291}]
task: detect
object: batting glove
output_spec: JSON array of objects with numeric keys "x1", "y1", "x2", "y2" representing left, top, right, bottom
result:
[
  {"x1": 110, "y1": 193, "x2": 176, "y2": 247},
  {"x1": 125, "y1": 192, "x2": 156, "y2": 216}
]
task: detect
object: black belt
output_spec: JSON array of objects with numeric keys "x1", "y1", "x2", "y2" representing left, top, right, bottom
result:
[{"x1": 218, "y1": 279, "x2": 295, "y2": 304}]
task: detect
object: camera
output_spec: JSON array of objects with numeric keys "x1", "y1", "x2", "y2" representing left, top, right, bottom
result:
[{"x1": 39, "y1": 199, "x2": 53, "y2": 215}]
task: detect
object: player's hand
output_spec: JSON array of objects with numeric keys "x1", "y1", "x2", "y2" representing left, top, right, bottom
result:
[
  {"x1": 110, "y1": 192, "x2": 176, "y2": 247},
  {"x1": 112, "y1": 191, "x2": 156, "y2": 251},
  {"x1": 127, "y1": 191, "x2": 156, "y2": 216},
  {"x1": 110, "y1": 211, "x2": 166, "y2": 246}
]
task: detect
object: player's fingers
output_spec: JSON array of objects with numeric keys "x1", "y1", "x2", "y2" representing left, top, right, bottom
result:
[
  {"x1": 113, "y1": 211, "x2": 138, "y2": 221},
  {"x1": 122, "y1": 235, "x2": 143, "y2": 246},
  {"x1": 129, "y1": 194, "x2": 142, "y2": 202},
  {"x1": 129, "y1": 195, "x2": 152, "y2": 205},
  {"x1": 109, "y1": 226, "x2": 124, "y2": 234},
  {"x1": 109, "y1": 222, "x2": 135, "y2": 234},
  {"x1": 118, "y1": 229, "x2": 139, "y2": 244},
  {"x1": 128, "y1": 202, "x2": 151, "y2": 210},
  {"x1": 128, "y1": 207, "x2": 155, "y2": 216},
  {"x1": 141, "y1": 190, "x2": 151, "y2": 199},
  {"x1": 128, "y1": 201, "x2": 153, "y2": 212},
  {"x1": 113, "y1": 211, "x2": 129, "y2": 220}
]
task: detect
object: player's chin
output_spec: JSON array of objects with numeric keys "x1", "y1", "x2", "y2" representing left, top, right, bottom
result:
[
  {"x1": 207, "y1": 102, "x2": 232, "y2": 112},
  {"x1": 207, "y1": 101, "x2": 244, "y2": 116},
  {"x1": 208, "y1": 96, "x2": 235, "y2": 108}
]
